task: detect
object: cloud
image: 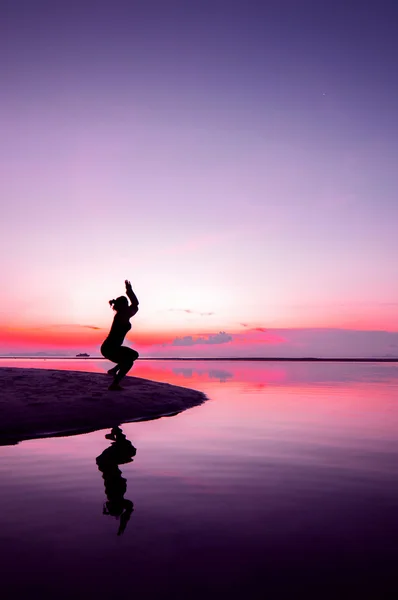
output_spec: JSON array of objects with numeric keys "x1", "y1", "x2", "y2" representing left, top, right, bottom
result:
[
  {"x1": 168, "y1": 309, "x2": 214, "y2": 317},
  {"x1": 34, "y1": 324, "x2": 102, "y2": 331},
  {"x1": 171, "y1": 331, "x2": 233, "y2": 346},
  {"x1": 239, "y1": 324, "x2": 269, "y2": 332},
  {"x1": 235, "y1": 326, "x2": 285, "y2": 343},
  {"x1": 149, "y1": 328, "x2": 398, "y2": 359}
]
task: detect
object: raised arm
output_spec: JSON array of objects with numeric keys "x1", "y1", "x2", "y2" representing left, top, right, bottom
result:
[{"x1": 125, "y1": 280, "x2": 139, "y2": 313}]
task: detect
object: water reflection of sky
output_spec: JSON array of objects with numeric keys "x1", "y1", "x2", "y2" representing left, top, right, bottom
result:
[
  {"x1": 0, "y1": 359, "x2": 397, "y2": 597},
  {"x1": 2, "y1": 358, "x2": 397, "y2": 442},
  {"x1": 2, "y1": 357, "x2": 398, "y2": 386}
]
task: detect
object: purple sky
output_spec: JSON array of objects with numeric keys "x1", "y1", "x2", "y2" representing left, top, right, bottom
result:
[{"x1": 1, "y1": 0, "x2": 398, "y2": 356}]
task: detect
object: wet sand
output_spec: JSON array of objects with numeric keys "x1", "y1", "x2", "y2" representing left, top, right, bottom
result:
[{"x1": 0, "y1": 367, "x2": 207, "y2": 445}]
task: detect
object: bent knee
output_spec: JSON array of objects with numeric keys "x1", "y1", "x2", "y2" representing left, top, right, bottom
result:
[{"x1": 129, "y1": 349, "x2": 139, "y2": 361}]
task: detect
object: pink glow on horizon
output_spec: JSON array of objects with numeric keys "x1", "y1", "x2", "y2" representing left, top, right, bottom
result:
[
  {"x1": 2, "y1": 322, "x2": 398, "y2": 359},
  {"x1": 0, "y1": 325, "x2": 177, "y2": 349},
  {"x1": 0, "y1": 322, "x2": 287, "y2": 351}
]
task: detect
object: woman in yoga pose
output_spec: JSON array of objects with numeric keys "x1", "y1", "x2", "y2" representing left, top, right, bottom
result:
[{"x1": 101, "y1": 280, "x2": 139, "y2": 390}]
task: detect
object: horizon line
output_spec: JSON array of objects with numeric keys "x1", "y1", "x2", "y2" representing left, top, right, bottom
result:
[{"x1": 1, "y1": 356, "x2": 398, "y2": 363}]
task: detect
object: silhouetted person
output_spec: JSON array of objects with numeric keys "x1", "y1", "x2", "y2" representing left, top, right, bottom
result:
[
  {"x1": 96, "y1": 426, "x2": 136, "y2": 536},
  {"x1": 101, "y1": 279, "x2": 139, "y2": 391}
]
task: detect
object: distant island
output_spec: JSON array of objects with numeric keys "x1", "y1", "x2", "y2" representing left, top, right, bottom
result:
[{"x1": 76, "y1": 353, "x2": 90, "y2": 358}]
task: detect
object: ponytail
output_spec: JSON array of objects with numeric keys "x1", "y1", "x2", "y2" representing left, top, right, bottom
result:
[{"x1": 109, "y1": 296, "x2": 128, "y2": 311}]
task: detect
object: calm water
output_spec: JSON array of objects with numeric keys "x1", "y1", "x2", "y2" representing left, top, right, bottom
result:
[{"x1": 0, "y1": 359, "x2": 397, "y2": 598}]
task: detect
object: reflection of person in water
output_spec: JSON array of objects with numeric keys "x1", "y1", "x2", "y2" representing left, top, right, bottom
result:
[
  {"x1": 96, "y1": 426, "x2": 136, "y2": 536},
  {"x1": 101, "y1": 279, "x2": 139, "y2": 391}
]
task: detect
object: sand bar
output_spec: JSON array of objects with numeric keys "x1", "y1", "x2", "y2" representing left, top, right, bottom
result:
[{"x1": 0, "y1": 367, "x2": 207, "y2": 445}]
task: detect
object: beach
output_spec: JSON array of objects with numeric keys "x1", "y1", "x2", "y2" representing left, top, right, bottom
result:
[{"x1": 0, "y1": 366, "x2": 207, "y2": 445}]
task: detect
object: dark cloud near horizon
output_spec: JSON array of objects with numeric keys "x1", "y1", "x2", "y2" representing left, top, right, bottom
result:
[
  {"x1": 42, "y1": 324, "x2": 102, "y2": 330},
  {"x1": 240, "y1": 324, "x2": 268, "y2": 332},
  {"x1": 168, "y1": 309, "x2": 214, "y2": 317},
  {"x1": 239, "y1": 324, "x2": 269, "y2": 332},
  {"x1": 171, "y1": 331, "x2": 233, "y2": 346}
]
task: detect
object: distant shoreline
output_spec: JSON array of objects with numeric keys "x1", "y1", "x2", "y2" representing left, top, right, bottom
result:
[{"x1": 1, "y1": 356, "x2": 398, "y2": 363}]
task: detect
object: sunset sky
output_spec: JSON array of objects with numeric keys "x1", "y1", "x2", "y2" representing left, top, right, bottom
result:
[{"x1": 1, "y1": 0, "x2": 397, "y2": 357}]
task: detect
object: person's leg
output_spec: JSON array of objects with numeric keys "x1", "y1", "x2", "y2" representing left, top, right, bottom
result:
[
  {"x1": 114, "y1": 348, "x2": 139, "y2": 382},
  {"x1": 110, "y1": 347, "x2": 139, "y2": 390},
  {"x1": 107, "y1": 365, "x2": 119, "y2": 376},
  {"x1": 101, "y1": 345, "x2": 120, "y2": 376}
]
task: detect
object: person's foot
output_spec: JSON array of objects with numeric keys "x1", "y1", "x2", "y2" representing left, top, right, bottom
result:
[
  {"x1": 108, "y1": 383, "x2": 124, "y2": 391},
  {"x1": 107, "y1": 367, "x2": 119, "y2": 376}
]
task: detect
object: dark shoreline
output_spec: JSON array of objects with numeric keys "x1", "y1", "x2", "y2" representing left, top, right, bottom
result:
[
  {"x1": 0, "y1": 368, "x2": 207, "y2": 446},
  {"x1": 1, "y1": 357, "x2": 398, "y2": 363}
]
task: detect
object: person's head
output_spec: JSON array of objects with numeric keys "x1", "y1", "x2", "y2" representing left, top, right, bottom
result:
[{"x1": 109, "y1": 296, "x2": 128, "y2": 312}]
